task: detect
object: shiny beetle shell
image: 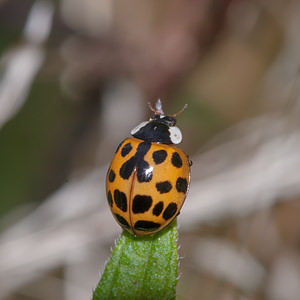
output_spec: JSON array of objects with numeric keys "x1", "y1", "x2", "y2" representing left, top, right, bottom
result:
[{"x1": 106, "y1": 100, "x2": 191, "y2": 236}]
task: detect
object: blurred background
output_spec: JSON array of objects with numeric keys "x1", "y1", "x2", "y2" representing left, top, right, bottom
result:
[{"x1": 1, "y1": 0, "x2": 300, "y2": 299}]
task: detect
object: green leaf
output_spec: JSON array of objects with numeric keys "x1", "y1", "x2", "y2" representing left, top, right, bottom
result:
[{"x1": 92, "y1": 219, "x2": 178, "y2": 300}]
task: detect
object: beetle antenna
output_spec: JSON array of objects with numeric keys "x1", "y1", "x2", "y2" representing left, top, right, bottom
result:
[
  {"x1": 147, "y1": 102, "x2": 157, "y2": 114},
  {"x1": 148, "y1": 98, "x2": 165, "y2": 115},
  {"x1": 172, "y1": 104, "x2": 188, "y2": 117}
]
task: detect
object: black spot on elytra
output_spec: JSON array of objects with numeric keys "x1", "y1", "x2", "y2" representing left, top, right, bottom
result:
[
  {"x1": 119, "y1": 156, "x2": 135, "y2": 180},
  {"x1": 137, "y1": 161, "x2": 153, "y2": 182},
  {"x1": 176, "y1": 177, "x2": 188, "y2": 193},
  {"x1": 107, "y1": 190, "x2": 113, "y2": 207},
  {"x1": 121, "y1": 143, "x2": 132, "y2": 157},
  {"x1": 108, "y1": 169, "x2": 115, "y2": 182},
  {"x1": 134, "y1": 220, "x2": 161, "y2": 231},
  {"x1": 156, "y1": 181, "x2": 172, "y2": 194},
  {"x1": 171, "y1": 152, "x2": 183, "y2": 168},
  {"x1": 115, "y1": 140, "x2": 124, "y2": 153},
  {"x1": 153, "y1": 150, "x2": 167, "y2": 164},
  {"x1": 114, "y1": 213, "x2": 130, "y2": 229},
  {"x1": 152, "y1": 201, "x2": 164, "y2": 216},
  {"x1": 132, "y1": 195, "x2": 153, "y2": 213},
  {"x1": 114, "y1": 189, "x2": 127, "y2": 212},
  {"x1": 119, "y1": 141, "x2": 152, "y2": 182},
  {"x1": 163, "y1": 203, "x2": 178, "y2": 220}
]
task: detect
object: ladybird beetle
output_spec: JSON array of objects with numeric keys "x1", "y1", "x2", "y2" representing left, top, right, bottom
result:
[{"x1": 106, "y1": 99, "x2": 191, "y2": 236}]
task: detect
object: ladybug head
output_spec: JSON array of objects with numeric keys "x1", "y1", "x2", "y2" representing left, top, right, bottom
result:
[{"x1": 131, "y1": 100, "x2": 187, "y2": 145}]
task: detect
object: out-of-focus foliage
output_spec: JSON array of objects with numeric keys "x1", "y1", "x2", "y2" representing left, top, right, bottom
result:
[{"x1": 1, "y1": 0, "x2": 300, "y2": 300}]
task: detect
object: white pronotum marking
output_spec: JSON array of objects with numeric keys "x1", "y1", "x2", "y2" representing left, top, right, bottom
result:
[
  {"x1": 169, "y1": 126, "x2": 182, "y2": 144},
  {"x1": 131, "y1": 121, "x2": 149, "y2": 135}
]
